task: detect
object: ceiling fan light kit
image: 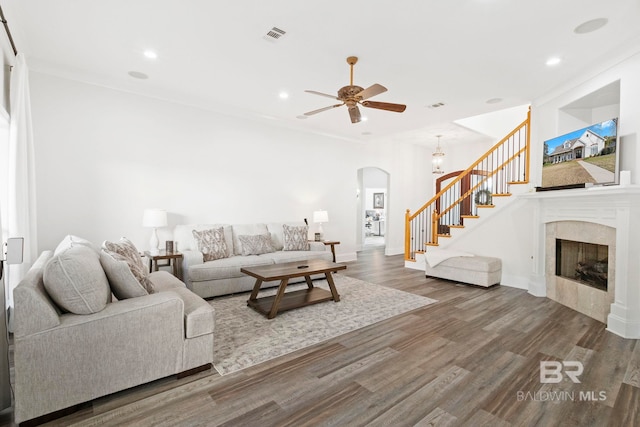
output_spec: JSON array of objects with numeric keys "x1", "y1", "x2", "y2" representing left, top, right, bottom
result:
[{"x1": 304, "y1": 56, "x2": 407, "y2": 124}]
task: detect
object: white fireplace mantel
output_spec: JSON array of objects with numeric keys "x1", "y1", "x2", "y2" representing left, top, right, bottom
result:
[{"x1": 520, "y1": 185, "x2": 640, "y2": 339}]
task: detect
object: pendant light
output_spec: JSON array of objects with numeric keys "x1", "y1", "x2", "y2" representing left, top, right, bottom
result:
[{"x1": 432, "y1": 135, "x2": 445, "y2": 174}]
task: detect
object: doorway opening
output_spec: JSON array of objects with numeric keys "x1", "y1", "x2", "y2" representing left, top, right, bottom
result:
[{"x1": 357, "y1": 167, "x2": 389, "y2": 250}]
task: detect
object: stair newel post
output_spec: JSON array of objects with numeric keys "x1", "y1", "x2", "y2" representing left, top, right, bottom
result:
[
  {"x1": 525, "y1": 106, "x2": 531, "y2": 183},
  {"x1": 405, "y1": 209, "x2": 411, "y2": 260},
  {"x1": 431, "y1": 209, "x2": 439, "y2": 246}
]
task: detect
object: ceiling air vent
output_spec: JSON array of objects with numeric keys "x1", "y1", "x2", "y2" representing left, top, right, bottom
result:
[
  {"x1": 263, "y1": 27, "x2": 286, "y2": 42},
  {"x1": 428, "y1": 102, "x2": 445, "y2": 109}
]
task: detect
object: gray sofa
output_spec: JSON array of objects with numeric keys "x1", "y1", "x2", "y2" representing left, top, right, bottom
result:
[
  {"x1": 13, "y1": 247, "x2": 215, "y2": 425},
  {"x1": 174, "y1": 223, "x2": 333, "y2": 298}
]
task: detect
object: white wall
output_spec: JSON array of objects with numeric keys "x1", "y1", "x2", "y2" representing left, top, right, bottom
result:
[{"x1": 28, "y1": 71, "x2": 432, "y2": 261}]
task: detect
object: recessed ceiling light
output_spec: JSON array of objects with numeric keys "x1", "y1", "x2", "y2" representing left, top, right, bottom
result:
[
  {"x1": 128, "y1": 71, "x2": 149, "y2": 79},
  {"x1": 362, "y1": 132, "x2": 372, "y2": 136},
  {"x1": 574, "y1": 18, "x2": 608, "y2": 34},
  {"x1": 296, "y1": 115, "x2": 308, "y2": 120},
  {"x1": 486, "y1": 98, "x2": 503, "y2": 104},
  {"x1": 279, "y1": 92, "x2": 289, "y2": 99},
  {"x1": 143, "y1": 50, "x2": 157, "y2": 59},
  {"x1": 361, "y1": 117, "x2": 368, "y2": 122},
  {"x1": 546, "y1": 57, "x2": 562, "y2": 66}
]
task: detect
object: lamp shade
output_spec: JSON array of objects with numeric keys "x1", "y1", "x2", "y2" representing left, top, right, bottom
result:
[
  {"x1": 313, "y1": 210, "x2": 329, "y2": 223},
  {"x1": 142, "y1": 209, "x2": 167, "y2": 228}
]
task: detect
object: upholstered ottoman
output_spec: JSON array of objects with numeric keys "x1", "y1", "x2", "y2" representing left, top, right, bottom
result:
[{"x1": 425, "y1": 254, "x2": 502, "y2": 287}]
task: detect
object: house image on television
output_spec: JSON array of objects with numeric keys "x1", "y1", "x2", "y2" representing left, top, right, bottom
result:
[{"x1": 547, "y1": 130, "x2": 606, "y2": 164}]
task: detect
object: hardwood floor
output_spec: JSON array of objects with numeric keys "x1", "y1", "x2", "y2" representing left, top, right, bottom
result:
[{"x1": 4, "y1": 247, "x2": 640, "y2": 426}]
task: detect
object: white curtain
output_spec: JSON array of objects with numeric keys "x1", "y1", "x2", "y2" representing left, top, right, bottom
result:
[{"x1": 6, "y1": 53, "x2": 37, "y2": 308}]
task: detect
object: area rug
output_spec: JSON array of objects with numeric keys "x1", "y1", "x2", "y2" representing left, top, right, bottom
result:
[{"x1": 211, "y1": 274, "x2": 437, "y2": 375}]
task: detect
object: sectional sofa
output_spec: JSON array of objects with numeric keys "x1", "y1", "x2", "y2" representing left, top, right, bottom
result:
[{"x1": 174, "y1": 222, "x2": 333, "y2": 298}]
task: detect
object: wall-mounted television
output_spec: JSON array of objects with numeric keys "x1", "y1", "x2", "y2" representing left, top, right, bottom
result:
[{"x1": 539, "y1": 118, "x2": 618, "y2": 191}]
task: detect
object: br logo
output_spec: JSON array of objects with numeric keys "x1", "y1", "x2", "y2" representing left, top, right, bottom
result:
[{"x1": 540, "y1": 361, "x2": 584, "y2": 383}]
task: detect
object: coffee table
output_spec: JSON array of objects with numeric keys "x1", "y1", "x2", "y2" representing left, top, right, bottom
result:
[{"x1": 241, "y1": 259, "x2": 347, "y2": 319}]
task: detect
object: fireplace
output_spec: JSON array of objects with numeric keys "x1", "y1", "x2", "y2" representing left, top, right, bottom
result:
[
  {"x1": 555, "y1": 239, "x2": 608, "y2": 291},
  {"x1": 525, "y1": 185, "x2": 640, "y2": 338},
  {"x1": 545, "y1": 221, "x2": 615, "y2": 324}
]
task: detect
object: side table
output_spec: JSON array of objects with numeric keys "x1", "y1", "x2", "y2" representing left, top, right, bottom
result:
[
  {"x1": 321, "y1": 241, "x2": 340, "y2": 262},
  {"x1": 144, "y1": 250, "x2": 183, "y2": 281}
]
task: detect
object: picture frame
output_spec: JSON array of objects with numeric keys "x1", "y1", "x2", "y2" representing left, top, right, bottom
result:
[{"x1": 373, "y1": 193, "x2": 384, "y2": 209}]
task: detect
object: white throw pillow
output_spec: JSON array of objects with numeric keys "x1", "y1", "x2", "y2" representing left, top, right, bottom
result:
[{"x1": 54, "y1": 234, "x2": 94, "y2": 255}]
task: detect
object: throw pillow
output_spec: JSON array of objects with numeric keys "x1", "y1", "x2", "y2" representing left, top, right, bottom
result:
[
  {"x1": 54, "y1": 234, "x2": 94, "y2": 255},
  {"x1": 282, "y1": 224, "x2": 310, "y2": 251},
  {"x1": 43, "y1": 246, "x2": 111, "y2": 314},
  {"x1": 99, "y1": 250, "x2": 149, "y2": 299},
  {"x1": 192, "y1": 227, "x2": 228, "y2": 261},
  {"x1": 238, "y1": 233, "x2": 276, "y2": 256},
  {"x1": 102, "y1": 237, "x2": 153, "y2": 293}
]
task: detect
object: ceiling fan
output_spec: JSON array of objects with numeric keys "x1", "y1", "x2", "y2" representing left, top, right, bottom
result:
[{"x1": 304, "y1": 56, "x2": 406, "y2": 124}]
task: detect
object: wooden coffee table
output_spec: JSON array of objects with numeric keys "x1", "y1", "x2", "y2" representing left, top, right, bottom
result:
[{"x1": 241, "y1": 259, "x2": 346, "y2": 319}]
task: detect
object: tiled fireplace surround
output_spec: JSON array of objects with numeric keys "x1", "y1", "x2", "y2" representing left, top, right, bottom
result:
[{"x1": 526, "y1": 186, "x2": 640, "y2": 339}]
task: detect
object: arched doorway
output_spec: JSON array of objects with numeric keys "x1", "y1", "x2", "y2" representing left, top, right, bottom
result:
[{"x1": 356, "y1": 167, "x2": 390, "y2": 251}]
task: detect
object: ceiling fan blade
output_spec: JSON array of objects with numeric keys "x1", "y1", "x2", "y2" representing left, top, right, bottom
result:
[
  {"x1": 361, "y1": 100, "x2": 407, "y2": 113},
  {"x1": 305, "y1": 90, "x2": 340, "y2": 100},
  {"x1": 355, "y1": 83, "x2": 387, "y2": 101},
  {"x1": 304, "y1": 103, "x2": 343, "y2": 116},
  {"x1": 349, "y1": 106, "x2": 362, "y2": 124}
]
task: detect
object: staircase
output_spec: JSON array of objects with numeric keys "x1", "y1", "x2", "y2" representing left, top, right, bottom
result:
[{"x1": 404, "y1": 109, "x2": 531, "y2": 262}]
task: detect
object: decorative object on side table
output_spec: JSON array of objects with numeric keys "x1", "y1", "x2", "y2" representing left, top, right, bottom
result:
[
  {"x1": 142, "y1": 208, "x2": 167, "y2": 255},
  {"x1": 313, "y1": 210, "x2": 329, "y2": 240},
  {"x1": 165, "y1": 240, "x2": 174, "y2": 253}
]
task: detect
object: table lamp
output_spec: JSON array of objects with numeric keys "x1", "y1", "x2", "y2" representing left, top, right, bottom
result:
[
  {"x1": 313, "y1": 210, "x2": 329, "y2": 240},
  {"x1": 142, "y1": 208, "x2": 167, "y2": 255}
]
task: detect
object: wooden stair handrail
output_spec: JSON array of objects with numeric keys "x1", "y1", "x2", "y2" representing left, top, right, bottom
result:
[
  {"x1": 437, "y1": 146, "x2": 527, "y2": 219},
  {"x1": 408, "y1": 110, "x2": 530, "y2": 222},
  {"x1": 404, "y1": 108, "x2": 530, "y2": 261}
]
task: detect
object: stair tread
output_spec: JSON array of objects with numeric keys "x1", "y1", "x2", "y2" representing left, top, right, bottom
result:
[
  {"x1": 492, "y1": 193, "x2": 512, "y2": 197},
  {"x1": 477, "y1": 204, "x2": 495, "y2": 208},
  {"x1": 461, "y1": 215, "x2": 480, "y2": 218},
  {"x1": 449, "y1": 225, "x2": 465, "y2": 229}
]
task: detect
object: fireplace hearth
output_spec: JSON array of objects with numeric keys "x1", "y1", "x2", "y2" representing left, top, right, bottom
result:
[{"x1": 555, "y1": 239, "x2": 608, "y2": 291}]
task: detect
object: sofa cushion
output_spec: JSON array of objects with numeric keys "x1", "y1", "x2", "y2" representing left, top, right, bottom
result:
[
  {"x1": 54, "y1": 235, "x2": 94, "y2": 255},
  {"x1": 192, "y1": 227, "x2": 229, "y2": 261},
  {"x1": 99, "y1": 250, "x2": 149, "y2": 299},
  {"x1": 148, "y1": 270, "x2": 187, "y2": 292},
  {"x1": 167, "y1": 287, "x2": 215, "y2": 338},
  {"x1": 43, "y1": 246, "x2": 111, "y2": 315},
  {"x1": 232, "y1": 223, "x2": 269, "y2": 255},
  {"x1": 238, "y1": 233, "x2": 276, "y2": 256},
  {"x1": 282, "y1": 224, "x2": 310, "y2": 251},
  {"x1": 188, "y1": 255, "x2": 273, "y2": 282},
  {"x1": 102, "y1": 238, "x2": 153, "y2": 293}
]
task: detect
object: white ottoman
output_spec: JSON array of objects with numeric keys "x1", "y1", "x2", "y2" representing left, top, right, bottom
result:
[{"x1": 425, "y1": 255, "x2": 502, "y2": 287}]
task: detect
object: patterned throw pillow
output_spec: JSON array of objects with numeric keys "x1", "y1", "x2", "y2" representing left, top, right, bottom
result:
[
  {"x1": 238, "y1": 234, "x2": 276, "y2": 256},
  {"x1": 192, "y1": 227, "x2": 228, "y2": 261},
  {"x1": 102, "y1": 237, "x2": 153, "y2": 293},
  {"x1": 282, "y1": 224, "x2": 310, "y2": 251}
]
